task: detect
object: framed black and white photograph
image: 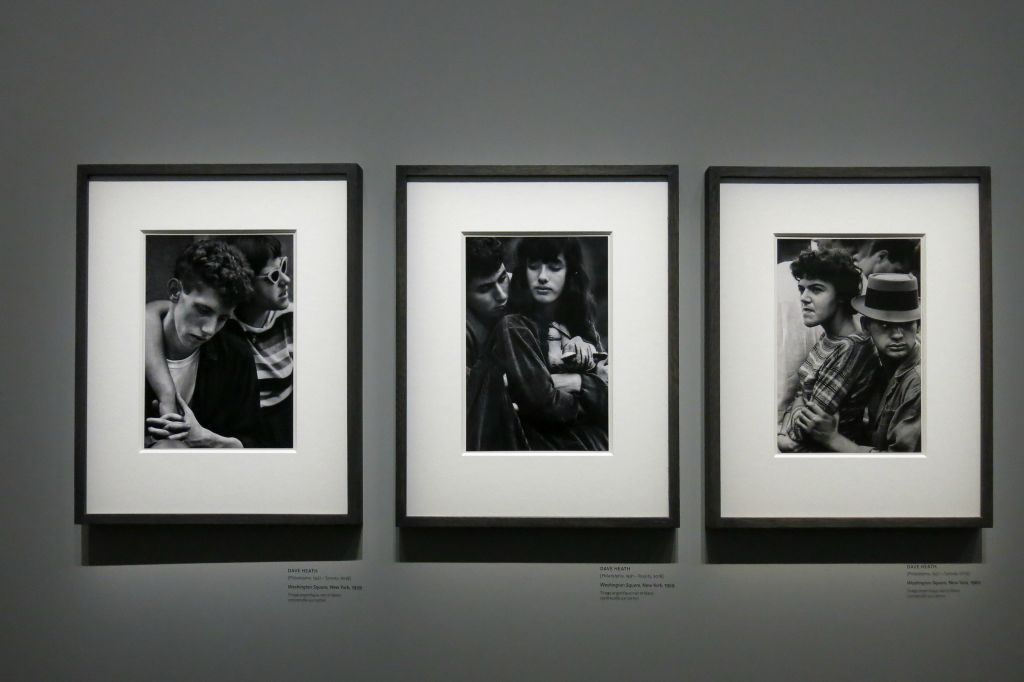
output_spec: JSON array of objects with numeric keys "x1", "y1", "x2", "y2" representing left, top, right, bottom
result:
[
  {"x1": 466, "y1": 234, "x2": 610, "y2": 452},
  {"x1": 706, "y1": 166, "x2": 992, "y2": 527},
  {"x1": 142, "y1": 233, "x2": 297, "y2": 451},
  {"x1": 76, "y1": 164, "x2": 362, "y2": 524},
  {"x1": 398, "y1": 165, "x2": 679, "y2": 527}
]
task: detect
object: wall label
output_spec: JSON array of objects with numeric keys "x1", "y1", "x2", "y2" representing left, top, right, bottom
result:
[
  {"x1": 906, "y1": 565, "x2": 981, "y2": 599},
  {"x1": 598, "y1": 565, "x2": 675, "y2": 602},
  {"x1": 287, "y1": 567, "x2": 364, "y2": 604}
]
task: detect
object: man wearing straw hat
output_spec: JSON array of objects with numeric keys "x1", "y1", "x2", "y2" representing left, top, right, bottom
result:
[{"x1": 795, "y1": 272, "x2": 922, "y2": 453}]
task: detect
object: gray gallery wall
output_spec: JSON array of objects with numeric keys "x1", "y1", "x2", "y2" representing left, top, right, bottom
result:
[{"x1": 3, "y1": 1, "x2": 1023, "y2": 680}]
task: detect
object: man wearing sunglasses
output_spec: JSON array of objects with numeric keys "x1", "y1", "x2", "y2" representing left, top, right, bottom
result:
[
  {"x1": 143, "y1": 238, "x2": 262, "y2": 449},
  {"x1": 145, "y1": 236, "x2": 296, "y2": 448},
  {"x1": 222, "y1": 235, "x2": 295, "y2": 448}
]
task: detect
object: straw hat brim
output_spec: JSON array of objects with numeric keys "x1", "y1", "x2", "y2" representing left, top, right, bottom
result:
[{"x1": 852, "y1": 295, "x2": 920, "y2": 323}]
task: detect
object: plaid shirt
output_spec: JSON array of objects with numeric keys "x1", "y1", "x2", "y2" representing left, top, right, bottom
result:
[
  {"x1": 870, "y1": 343, "x2": 922, "y2": 452},
  {"x1": 786, "y1": 330, "x2": 879, "y2": 443}
]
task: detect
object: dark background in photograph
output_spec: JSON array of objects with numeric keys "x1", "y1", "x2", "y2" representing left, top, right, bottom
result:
[
  {"x1": 776, "y1": 237, "x2": 921, "y2": 281},
  {"x1": 492, "y1": 235, "x2": 609, "y2": 345},
  {"x1": 4, "y1": 3, "x2": 1022, "y2": 681},
  {"x1": 145, "y1": 234, "x2": 295, "y2": 303}
]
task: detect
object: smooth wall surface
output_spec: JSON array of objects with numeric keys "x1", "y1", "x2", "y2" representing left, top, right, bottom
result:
[{"x1": 3, "y1": 2, "x2": 1022, "y2": 680}]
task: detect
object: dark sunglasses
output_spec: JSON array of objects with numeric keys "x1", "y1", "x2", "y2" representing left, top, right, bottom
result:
[{"x1": 259, "y1": 257, "x2": 288, "y2": 284}]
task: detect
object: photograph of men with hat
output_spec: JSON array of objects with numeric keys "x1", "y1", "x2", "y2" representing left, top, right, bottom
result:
[{"x1": 794, "y1": 272, "x2": 922, "y2": 453}]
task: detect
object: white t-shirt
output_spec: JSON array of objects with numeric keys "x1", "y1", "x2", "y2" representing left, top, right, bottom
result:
[{"x1": 166, "y1": 350, "x2": 200, "y2": 406}]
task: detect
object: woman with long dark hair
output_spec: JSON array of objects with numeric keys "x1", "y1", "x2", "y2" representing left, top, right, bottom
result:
[
  {"x1": 467, "y1": 236, "x2": 608, "y2": 451},
  {"x1": 508, "y1": 237, "x2": 605, "y2": 373}
]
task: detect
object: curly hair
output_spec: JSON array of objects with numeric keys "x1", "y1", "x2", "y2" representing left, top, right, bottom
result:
[
  {"x1": 509, "y1": 237, "x2": 602, "y2": 348},
  {"x1": 174, "y1": 238, "x2": 254, "y2": 308},
  {"x1": 466, "y1": 237, "x2": 505, "y2": 280},
  {"x1": 226, "y1": 235, "x2": 282, "y2": 273},
  {"x1": 790, "y1": 246, "x2": 862, "y2": 312}
]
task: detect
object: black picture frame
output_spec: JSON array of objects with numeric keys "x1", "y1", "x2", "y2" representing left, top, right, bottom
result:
[
  {"x1": 705, "y1": 166, "x2": 992, "y2": 528},
  {"x1": 397, "y1": 165, "x2": 680, "y2": 528},
  {"x1": 75, "y1": 163, "x2": 363, "y2": 525}
]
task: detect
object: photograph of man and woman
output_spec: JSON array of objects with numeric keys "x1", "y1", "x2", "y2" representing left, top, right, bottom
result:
[
  {"x1": 142, "y1": 234, "x2": 295, "y2": 449},
  {"x1": 465, "y1": 235, "x2": 610, "y2": 452},
  {"x1": 777, "y1": 237, "x2": 922, "y2": 453}
]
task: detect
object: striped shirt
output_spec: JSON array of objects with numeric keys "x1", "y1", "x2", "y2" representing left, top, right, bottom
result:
[{"x1": 229, "y1": 304, "x2": 294, "y2": 408}]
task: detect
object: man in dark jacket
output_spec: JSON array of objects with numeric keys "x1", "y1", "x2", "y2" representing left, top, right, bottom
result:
[
  {"x1": 465, "y1": 237, "x2": 510, "y2": 372},
  {"x1": 144, "y1": 239, "x2": 260, "y2": 448}
]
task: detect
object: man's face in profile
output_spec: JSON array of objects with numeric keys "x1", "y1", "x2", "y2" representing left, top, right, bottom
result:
[
  {"x1": 467, "y1": 263, "x2": 510, "y2": 321},
  {"x1": 796, "y1": 277, "x2": 840, "y2": 328},
  {"x1": 250, "y1": 256, "x2": 291, "y2": 311},
  {"x1": 851, "y1": 244, "x2": 906, "y2": 277},
  {"x1": 169, "y1": 281, "x2": 235, "y2": 354}
]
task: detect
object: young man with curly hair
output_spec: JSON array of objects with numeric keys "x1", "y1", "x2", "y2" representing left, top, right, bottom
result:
[
  {"x1": 144, "y1": 238, "x2": 261, "y2": 449},
  {"x1": 777, "y1": 246, "x2": 879, "y2": 452},
  {"x1": 146, "y1": 236, "x2": 295, "y2": 448}
]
